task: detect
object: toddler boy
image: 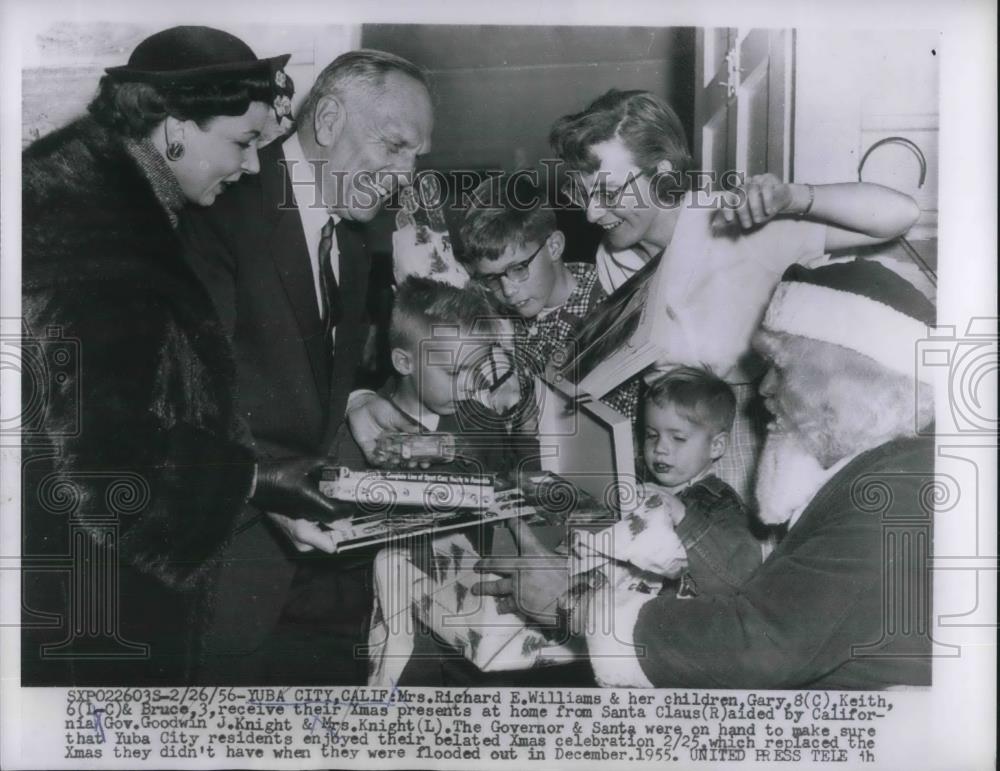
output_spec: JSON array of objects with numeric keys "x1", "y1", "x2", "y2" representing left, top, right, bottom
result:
[
  {"x1": 332, "y1": 275, "x2": 511, "y2": 471},
  {"x1": 358, "y1": 277, "x2": 575, "y2": 685},
  {"x1": 572, "y1": 367, "x2": 762, "y2": 605}
]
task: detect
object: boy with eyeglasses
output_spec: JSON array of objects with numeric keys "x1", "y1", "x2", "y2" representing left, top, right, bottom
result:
[{"x1": 458, "y1": 175, "x2": 607, "y2": 422}]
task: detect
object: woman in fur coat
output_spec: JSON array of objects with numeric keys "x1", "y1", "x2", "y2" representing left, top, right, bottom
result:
[{"x1": 21, "y1": 26, "x2": 336, "y2": 685}]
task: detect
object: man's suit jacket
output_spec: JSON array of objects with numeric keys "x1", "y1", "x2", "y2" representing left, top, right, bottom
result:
[{"x1": 180, "y1": 140, "x2": 372, "y2": 683}]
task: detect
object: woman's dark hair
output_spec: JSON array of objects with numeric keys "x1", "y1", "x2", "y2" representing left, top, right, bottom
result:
[{"x1": 88, "y1": 73, "x2": 278, "y2": 139}]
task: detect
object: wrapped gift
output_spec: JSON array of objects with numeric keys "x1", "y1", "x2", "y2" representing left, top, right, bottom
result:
[
  {"x1": 569, "y1": 483, "x2": 689, "y2": 579},
  {"x1": 368, "y1": 533, "x2": 583, "y2": 685},
  {"x1": 392, "y1": 178, "x2": 468, "y2": 287}
]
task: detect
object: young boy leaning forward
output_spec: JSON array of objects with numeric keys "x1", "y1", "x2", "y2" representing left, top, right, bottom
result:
[
  {"x1": 564, "y1": 367, "x2": 762, "y2": 648},
  {"x1": 360, "y1": 276, "x2": 578, "y2": 686}
]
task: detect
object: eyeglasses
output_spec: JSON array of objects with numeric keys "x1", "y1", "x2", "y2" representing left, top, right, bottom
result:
[
  {"x1": 560, "y1": 169, "x2": 650, "y2": 210},
  {"x1": 473, "y1": 237, "x2": 550, "y2": 291}
]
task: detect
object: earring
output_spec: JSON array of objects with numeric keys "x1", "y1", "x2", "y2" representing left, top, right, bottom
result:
[
  {"x1": 166, "y1": 142, "x2": 185, "y2": 161},
  {"x1": 163, "y1": 121, "x2": 184, "y2": 161}
]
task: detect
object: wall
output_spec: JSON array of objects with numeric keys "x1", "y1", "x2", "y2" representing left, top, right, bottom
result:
[
  {"x1": 793, "y1": 29, "x2": 940, "y2": 240},
  {"x1": 361, "y1": 24, "x2": 696, "y2": 173},
  {"x1": 21, "y1": 20, "x2": 360, "y2": 146}
]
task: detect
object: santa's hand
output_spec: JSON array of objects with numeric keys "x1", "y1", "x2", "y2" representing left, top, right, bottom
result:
[
  {"x1": 472, "y1": 523, "x2": 569, "y2": 624},
  {"x1": 712, "y1": 173, "x2": 794, "y2": 231}
]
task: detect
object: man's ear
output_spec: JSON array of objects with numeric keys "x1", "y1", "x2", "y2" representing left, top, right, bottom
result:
[
  {"x1": 313, "y1": 93, "x2": 347, "y2": 148},
  {"x1": 710, "y1": 431, "x2": 729, "y2": 462},
  {"x1": 391, "y1": 347, "x2": 413, "y2": 376},
  {"x1": 545, "y1": 230, "x2": 566, "y2": 262}
]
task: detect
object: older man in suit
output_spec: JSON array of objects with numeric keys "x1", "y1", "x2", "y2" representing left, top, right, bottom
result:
[{"x1": 181, "y1": 50, "x2": 433, "y2": 684}]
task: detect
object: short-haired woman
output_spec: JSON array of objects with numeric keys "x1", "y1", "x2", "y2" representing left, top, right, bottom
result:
[{"x1": 549, "y1": 89, "x2": 920, "y2": 502}]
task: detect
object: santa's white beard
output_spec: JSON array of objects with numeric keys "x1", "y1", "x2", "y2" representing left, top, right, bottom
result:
[{"x1": 755, "y1": 431, "x2": 832, "y2": 526}]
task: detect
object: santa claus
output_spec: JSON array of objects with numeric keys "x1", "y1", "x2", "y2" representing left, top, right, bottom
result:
[
  {"x1": 600, "y1": 258, "x2": 937, "y2": 688},
  {"x1": 480, "y1": 258, "x2": 937, "y2": 689}
]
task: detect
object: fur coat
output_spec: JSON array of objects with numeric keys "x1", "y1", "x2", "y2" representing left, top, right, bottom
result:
[{"x1": 20, "y1": 117, "x2": 255, "y2": 684}]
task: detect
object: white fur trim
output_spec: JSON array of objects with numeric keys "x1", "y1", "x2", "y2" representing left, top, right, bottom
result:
[
  {"x1": 763, "y1": 282, "x2": 930, "y2": 383},
  {"x1": 584, "y1": 571, "x2": 655, "y2": 688}
]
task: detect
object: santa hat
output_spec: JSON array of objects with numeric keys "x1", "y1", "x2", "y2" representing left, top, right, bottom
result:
[{"x1": 761, "y1": 259, "x2": 935, "y2": 383}]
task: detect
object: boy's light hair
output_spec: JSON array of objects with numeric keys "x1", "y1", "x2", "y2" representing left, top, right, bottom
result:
[
  {"x1": 389, "y1": 275, "x2": 500, "y2": 351},
  {"x1": 458, "y1": 174, "x2": 556, "y2": 265},
  {"x1": 645, "y1": 367, "x2": 736, "y2": 435}
]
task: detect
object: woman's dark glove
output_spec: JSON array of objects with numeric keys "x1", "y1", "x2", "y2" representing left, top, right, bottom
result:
[{"x1": 250, "y1": 457, "x2": 338, "y2": 521}]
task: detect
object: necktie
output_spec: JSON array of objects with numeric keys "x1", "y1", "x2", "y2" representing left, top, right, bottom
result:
[{"x1": 318, "y1": 217, "x2": 343, "y2": 349}]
